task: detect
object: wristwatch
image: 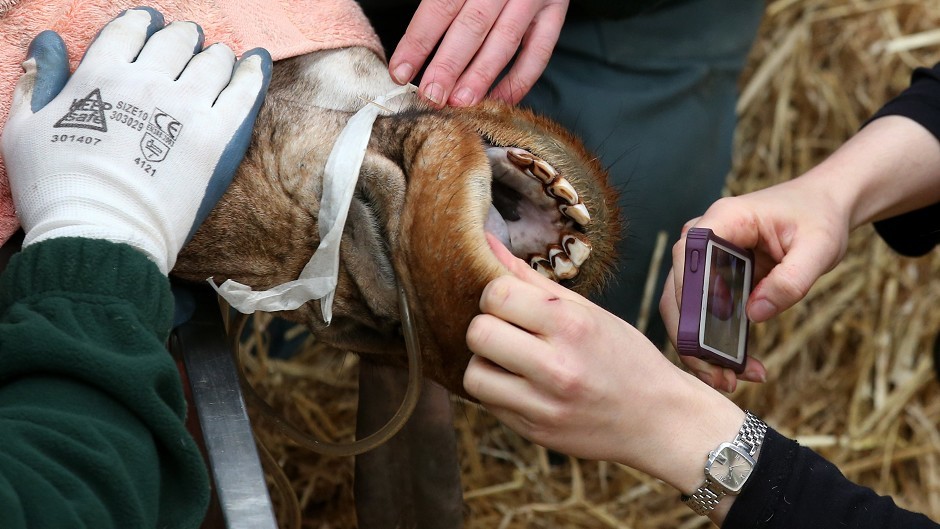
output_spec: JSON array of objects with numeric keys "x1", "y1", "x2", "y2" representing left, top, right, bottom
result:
[{"x1": 682, "y1": 410, "x2": 768, "y2": 516}]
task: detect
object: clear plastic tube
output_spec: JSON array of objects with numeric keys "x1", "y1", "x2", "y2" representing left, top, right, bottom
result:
[{"x1": 229, "y1": 285, "x2": 423, "y2": 457}]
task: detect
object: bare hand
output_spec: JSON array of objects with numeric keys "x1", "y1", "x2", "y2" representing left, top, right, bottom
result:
[
  {"x1": 388, "y1": 0, "x2": 569, "y2": 107},
  {"x1": 659, "y1": 180, "x2": 852, "y2": 391},
  {"x1": 463, "y1": 234, "x2": 747, "y2": 509},
  {"x1": 661, "y1": 117, "x2": 940, "y2": 390},
  {"x1": 464, "y1": 234, "x2": 697, "y2": 464}
]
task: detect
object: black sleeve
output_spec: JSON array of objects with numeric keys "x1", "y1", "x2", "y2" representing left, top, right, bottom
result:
[
  {"x1": 723, "y1": 428, "x2": 938, "y2": 529},
  {"x1": 873, "y1": 202, "x2": 940, "y2": 257},
  {"x1": 867, "y1": 62, "x2": 940, "y2": 256},
  {"x1": 870, "y1": 63, "x2": 940, "y2": 139}
]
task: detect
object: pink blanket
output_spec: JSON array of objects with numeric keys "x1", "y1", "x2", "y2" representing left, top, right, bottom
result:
[{"x1": 0, "y1": 0, "x2": 384, "y2": 245}]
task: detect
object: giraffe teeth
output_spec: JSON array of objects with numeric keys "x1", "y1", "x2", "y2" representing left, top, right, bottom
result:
[
  {"x1": 559, "y1": 203, "x2": 591, "y2": 226},
  {"x1": 548, "y1": 177, "x2": 579, "y2": 205},
  {"x1": 529, "y1": 256, "x2": 556, "y2": 280},
  {"x1": 548, "y1": 246, "x2": 578, "y2": 280},
  {"x1": 562, "y1": 234, "x2": 592, "y2": 267},
  {"x1": 507, "y1": 147, "x2": 535, "y2": 168},
  {"x1": 531, "y1": 159, "x2": 558, "y2": 184}
]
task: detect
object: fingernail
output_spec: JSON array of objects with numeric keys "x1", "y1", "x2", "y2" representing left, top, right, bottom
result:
[
  {"x1": 451, "y1": 86, "x2": 474, "y2": 106},
  {"x1": 743, "y1": 364, "x2": 767, "y2": 383},
  {"x1": 423, "y1": 83, "x2": 443, "y2": 106},
  {"x1": 748, "y1": 299, "x2": 777, "y2": 322},
  {"x1": 392, "y1": 62, "x2": 414, "y2": 84}
]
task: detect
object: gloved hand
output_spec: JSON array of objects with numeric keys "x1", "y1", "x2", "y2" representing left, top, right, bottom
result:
[{"x1": 1, "y1": 7, "x2": 272, "y2": 274}]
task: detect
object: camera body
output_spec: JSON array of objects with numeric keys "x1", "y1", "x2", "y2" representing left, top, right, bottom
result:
[{"x1": 677, "y1": 228, "x2": 754, "y2": 373}]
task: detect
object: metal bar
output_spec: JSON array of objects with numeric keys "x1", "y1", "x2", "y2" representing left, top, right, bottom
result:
[{"x1": 172, "y1": 286, "x2": 278, "y2": 529}]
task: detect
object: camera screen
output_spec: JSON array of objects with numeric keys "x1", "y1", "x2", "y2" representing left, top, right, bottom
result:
[{"x1": 701, "y1": 242, "x2": 750, "y2": 362}]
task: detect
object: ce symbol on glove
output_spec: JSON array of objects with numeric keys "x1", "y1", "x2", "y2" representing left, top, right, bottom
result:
[{"x1": 1, "y1": 7, "x2": 272, "y2": 274}]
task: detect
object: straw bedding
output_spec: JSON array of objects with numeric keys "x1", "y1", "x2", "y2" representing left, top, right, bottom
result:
[{"x1": 239, "y1": 1, "x2": 940, "y2": 526}]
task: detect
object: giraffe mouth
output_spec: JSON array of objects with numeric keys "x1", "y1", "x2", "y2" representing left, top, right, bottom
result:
[{"x1": 484, "y1": 145, "x2": 593, "y2": 281}]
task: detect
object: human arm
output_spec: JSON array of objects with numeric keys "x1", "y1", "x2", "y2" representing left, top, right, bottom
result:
[
  {"x1": 660, "y1": 106, "x2": 940, "y2": 391},
  {"x1": 464, "y1": 235, "x2": 939, "y2": 527},
  {"x1": 724, "y1": 429, "x2": 938, "y2": 528},
  {"x1": 868, "y1": 63, "x2": 940, "y2": 256},
  {"x1": 0, "y1": 8, "x2": 270, "y2": 527},
  {"x1": 0, "y1": 238, "x2": 208, "y2": 529},
  {"x1": 387, "y1": 0, "x2": 568, "y2": 107},
  {"x1": 464, "y1": 234, "x2": 748, "y2": 524}
]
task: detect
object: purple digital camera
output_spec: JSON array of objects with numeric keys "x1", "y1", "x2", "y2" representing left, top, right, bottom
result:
[{"x1": 677, "y1": 228, "x2": 754, "y2": 373}]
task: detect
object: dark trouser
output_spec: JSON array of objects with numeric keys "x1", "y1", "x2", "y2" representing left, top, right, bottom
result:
[{"x1": 358, "y1": 0, "x2": 764, "y2": 344}]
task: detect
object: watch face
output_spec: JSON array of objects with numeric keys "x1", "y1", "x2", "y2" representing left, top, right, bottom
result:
[{"x1": 706, "y1": 444, "x2": 754, "y2": 493}]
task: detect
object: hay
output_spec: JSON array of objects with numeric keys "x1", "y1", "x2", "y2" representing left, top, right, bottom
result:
[{"x1": 240, "y1": 1, "x2": 940, "y2": 526}]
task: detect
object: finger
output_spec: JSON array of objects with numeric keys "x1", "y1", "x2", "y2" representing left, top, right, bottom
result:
[
  {"x1": 10, "y1": 31, "x2": 69, "y2": 115},
  {"x1": 466, "y1": 346, "x2": 569, "y2": 423},
  {"x1": 659, "y1": 269, "x2": 680, "y2": 345},
  {"x1": 740, "y1": 356, "x2": 767, "y2": 383},
  {"x1": 81, "y1": 7, "x2": 165, "y2": 65},
  {"x1": 447, "y1": 0, "x2": 536, "y2": 106},
  {"x1": 213, "y1": 48, "x2": 272, "y2": 114},
  {"x1": 478, "y1": 273, "x2": 567, "y2": 339},
  {"x1": 486, "y1": 232, "x2": 580, "y2": 302},
  {"x1": 135, "y1": 21, "x2": 204, "y2": 79},
  {"x1": 662, "y1": 271, "x2": 745, "y2": 393},
  {"x1": 745, "y1": 239, "x2": 831, "y2": 322},
  {"x1": 466, "y1": 314, "x2": 547, "y2": 378},
  {"x1": 186, "y1": 48, "x2": 271, "y2": 242},
  {"x1": 693, "y1": 199, "x2": 764, "y2": 250},
  {"x1": 668, "y1": 218, "x2": 702, "y2": 313},
  {"x1": 464, "y1": 353, "x2": 517, "y2": 405},
  {"x1": 463, "y1": 353, "x2": 538, "y2": 412},
  {"x1": 176, "y1": 43, "x2": 236, "y2": 104},
  {"x1": 388, "y1": 0, "x2": 467, "y2": 86},
  {"x1": 489, "y1": 1, "x2": 567, "y2": 104},
  {"x1": 419, "y1": 0, "x2": 507, "y2": 106},
  {"x1": 722, "y1": 368, "x2": 738, "y2": 393}
]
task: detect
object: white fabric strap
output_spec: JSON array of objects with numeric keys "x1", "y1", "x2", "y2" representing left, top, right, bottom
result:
[{"x1": 209, "y1": 83, "x2": 417, "y2": 324}]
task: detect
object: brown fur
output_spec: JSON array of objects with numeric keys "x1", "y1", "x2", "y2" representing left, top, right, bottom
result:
[{"x1": 173, "y1": 50, "x2": 621, "y2": 397}]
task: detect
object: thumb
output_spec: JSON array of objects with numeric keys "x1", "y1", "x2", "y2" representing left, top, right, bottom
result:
[
  {"x1": 10, "y1": 31, "x2": 70, "y2": 116},
  {"x1": 746, "y1": 239, "x2": 835, "y2": 322}
]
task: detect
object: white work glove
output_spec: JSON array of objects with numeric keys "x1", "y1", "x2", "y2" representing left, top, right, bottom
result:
[{"x1": 1, "y1": 7, "x2": 272, "y2": 274}]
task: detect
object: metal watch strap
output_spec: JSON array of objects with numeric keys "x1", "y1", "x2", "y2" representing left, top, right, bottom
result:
[
  {"x1": 682, "y1": 411, "x2": 768, "y2": 516},
  {"x1": 684, "y1": 480, "x2": 726, "y2": 516},
  {"x1": 734, "y1": 410, "x2": 768, "y2": 455}
]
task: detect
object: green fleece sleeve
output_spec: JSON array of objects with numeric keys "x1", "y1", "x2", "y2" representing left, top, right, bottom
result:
[{"x1": 0, "y1": 238, "x2": 209, "y2": 529}]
